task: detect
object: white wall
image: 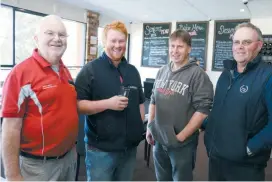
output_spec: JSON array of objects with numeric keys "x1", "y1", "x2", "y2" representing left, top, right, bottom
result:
[
  {"x1": 129, "y1": 18, "x2": 272, "y2": 88},
  {"x1": 99, "y1": 14, "x2": 116, "y2": 28},
  {"x1": 1, "y1": 0, "x2": 129, "y2": 28},
  {"x1": 251, "y1": 18, "x2": 272, "y2": 34},
  {"x1": 99, "y1": 14, "x2": 131, "y2": 33},
  {"x1": 1, "y1": 0, "x2": 87, "y2": 23}
]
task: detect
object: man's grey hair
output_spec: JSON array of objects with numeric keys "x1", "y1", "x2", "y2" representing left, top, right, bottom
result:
[
  {"x1": 35, "y1": 15, "x2": 64, "y2": 35},
  {"x1": 234, "y1": 22, "x2": 263, "y2": 42}
]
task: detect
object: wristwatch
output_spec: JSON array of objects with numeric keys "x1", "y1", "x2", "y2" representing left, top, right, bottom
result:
[{"x1": 247, "y1": 146, "x2": 253, "y2": 156}]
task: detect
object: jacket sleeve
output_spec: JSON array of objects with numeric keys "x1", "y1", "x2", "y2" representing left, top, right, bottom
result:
[
  {"x1": 75, "y1": 63, "x2": 93, "y2": 100},
  {"x1": 247, "y1": 75, "x2": 272, "y2": 154},
  {"x1": 201, "y1": 116, "x2": 209, "y2": 130},
  {"x1": 192, "y1": 70, "x2": 214, "y2": 115}
]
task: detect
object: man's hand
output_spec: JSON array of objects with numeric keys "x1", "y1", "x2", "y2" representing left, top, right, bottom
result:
[
  {"x1": 7, "y1": 174, "x2": 24, "y2": 181},
  {"x1": 176, "y1": 133, "x2": 186, "y2": 142},
  {"x1": 146, "y1": 128, "x2": 155, "y2": 145},
  {"x1": 107, "y1": 96, "x2": 128, "y2": 111},
  {"x1": 176, "y1": 112, "x2": 207, "y2": 142}
]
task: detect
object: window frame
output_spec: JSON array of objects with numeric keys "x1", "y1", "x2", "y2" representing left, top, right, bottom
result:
[
  {"x1": 0, "y1": 3, "x2": 86, "y2": 69},
  {"x1": 0, "y1": 4, "x2": 15, "y2": 67}
]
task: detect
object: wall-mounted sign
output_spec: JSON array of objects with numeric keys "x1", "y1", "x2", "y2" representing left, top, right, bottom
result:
[{"x1": 141, "y1": 23, "x2": 172, "y2": 67}]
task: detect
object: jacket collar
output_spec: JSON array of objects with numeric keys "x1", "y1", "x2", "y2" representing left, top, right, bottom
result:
[
  {"x1": 101, "y1": 52, "x2": 127, "y2": 68},
  {"x1": 224, "y1": 53, "x2": 262, "y2": 73}
]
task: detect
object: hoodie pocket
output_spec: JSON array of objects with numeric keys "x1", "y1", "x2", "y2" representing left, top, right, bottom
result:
[{"x1": 148, "y1": 122, "x2": 180, "y2": 147}]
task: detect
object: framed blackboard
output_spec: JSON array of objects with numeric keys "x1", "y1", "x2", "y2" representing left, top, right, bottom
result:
[
  {"x1": 176, "y1": 21, "x2": 209, "y2": 69},
  {"x1": 212, "y1": 19, "x2": 249, "y2": 71},
  {"x1": 261, "y1": 35, "x2": 272, "y2": 62},
  {"x1": 141, "y1": 23, "x2": 172, "y2": 67}
]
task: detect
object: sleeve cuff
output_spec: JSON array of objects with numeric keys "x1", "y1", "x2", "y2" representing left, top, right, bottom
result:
[
  {"x1": 196, "y1": 107, "x2": 210, "y2": 115},
  {"x1": 139, "y1": 98, "x2": 145, "y2": 104},
  {"x1": 150, "y1": 97, "x2": 155, "y2": 105},
  {"x1": 201, "y1": 117, "x2": 208, "y2": 130},
  {"x1": 247, "y1": 137, "x2": 263, "y2": 155},
  {"x1": 77, "y1": 96, "x2": 90, "y2": 100},
  {"x1": 1, "y1": 112, "x2": 24, "y2": 118},
  {"x1": 247, "y1": 146, "x2": 253, "y2": 156}
]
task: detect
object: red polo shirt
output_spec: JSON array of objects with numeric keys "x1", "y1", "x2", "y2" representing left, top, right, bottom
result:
[{"x1": 1, "y1": 49, "x2": 78, "y2": 156}]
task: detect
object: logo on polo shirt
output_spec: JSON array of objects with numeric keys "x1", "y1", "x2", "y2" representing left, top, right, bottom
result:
[
  {"x1": 42, "y1": 84, "x2": 57, "y2": 90},
  {"x1": 240, "y1": 85, "x2": 248, "y2": 93}
]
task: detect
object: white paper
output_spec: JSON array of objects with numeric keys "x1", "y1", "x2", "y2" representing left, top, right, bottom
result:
[
  {"x1": 90, "y1": 46, "x2": 97, "y2": 55},
  {"x1": 90, "y1": 36, "x2": 97, "y2": 44}
]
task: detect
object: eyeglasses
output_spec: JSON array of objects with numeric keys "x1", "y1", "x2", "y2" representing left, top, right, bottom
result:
[
  {"x1": 44, "y1": 31, "x2": 68, "y2": 40},
  {"x1": 233, "y1": 40, "x2": 259, "y2": 46}
]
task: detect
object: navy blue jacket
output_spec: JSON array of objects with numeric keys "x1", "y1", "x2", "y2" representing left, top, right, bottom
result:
[
  {"x1": 75, "y1": 52, "x2": 145, "y2": 152},
  {"x1": 204, "y1": 55, "x2": 272, "y2": 166}
]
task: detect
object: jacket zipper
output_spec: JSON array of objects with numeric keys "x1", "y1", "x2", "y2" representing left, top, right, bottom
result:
[
  {"x1": 222, "y1": 70, "x2": 243, "y2": 105},
  {"x1": 117, "y1": 67, "x2": 128, "y2": 151},
  {"x1": 221, "y1": 71, "x2": 233, "y2": 105}
]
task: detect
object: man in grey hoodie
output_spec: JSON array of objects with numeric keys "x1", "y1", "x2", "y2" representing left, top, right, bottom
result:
[{"x1": 146, "y1": 29, "x2": 213, "y2": 181}]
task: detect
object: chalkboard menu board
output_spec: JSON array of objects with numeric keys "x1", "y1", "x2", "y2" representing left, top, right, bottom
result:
[
  {"x1": 176, "y1": 21, "x2": 209, "y2": 69},
  {"x1": 141, "y1": 23, "x2": 171, "y2": 67},
  {"x1": 212, "y1": 19, "x2": 249, "y2": 71},
  {"x1": 261, "y1": 35, "x2": 272, "y2": 62}
]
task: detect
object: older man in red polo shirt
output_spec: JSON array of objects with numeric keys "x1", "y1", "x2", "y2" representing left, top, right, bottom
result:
[{"x1": 1, "y1": 15, "x2": 78, "y2": 181}]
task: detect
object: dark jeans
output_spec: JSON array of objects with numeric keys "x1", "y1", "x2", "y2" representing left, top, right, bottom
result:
[
  {"x1": 153, "y1": 141, "x2": 195, "y2": 181},
  {"x1": 209, "y1": 156, "x2": 265, "y2": 181},
  {"x1": 85, "y1": 145, "x2": 137, "y2": 181}
]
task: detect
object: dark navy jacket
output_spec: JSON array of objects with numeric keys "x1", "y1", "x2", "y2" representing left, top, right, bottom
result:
[
  {"x1": 204, "y1": 55, "x2": 272, "y2": 166},
  {"x1": 75, "y1": 52, "x2": 145, "y2": 152}
]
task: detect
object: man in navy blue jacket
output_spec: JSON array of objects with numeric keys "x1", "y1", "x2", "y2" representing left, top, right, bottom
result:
[{"x1": 204, "y1": 22, "x2": 272, "y2": 180}]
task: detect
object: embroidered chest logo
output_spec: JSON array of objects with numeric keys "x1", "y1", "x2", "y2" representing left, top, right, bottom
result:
[
  {"x1": 240, "y1": 85, "x2": 248, "y2": 93},
  {"x1": 42, "y1": 84, "x2": 57, "y2": 90}
]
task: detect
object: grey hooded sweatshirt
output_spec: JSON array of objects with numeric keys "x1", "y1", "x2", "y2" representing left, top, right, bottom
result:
[{"x1": 148, "y1": 61, "x2": 214, "y2": 148}]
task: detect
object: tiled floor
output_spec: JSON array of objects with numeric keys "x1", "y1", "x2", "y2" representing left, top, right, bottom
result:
[{"x1": 77, "y1": 133, "x2": 272, "y2": 181}]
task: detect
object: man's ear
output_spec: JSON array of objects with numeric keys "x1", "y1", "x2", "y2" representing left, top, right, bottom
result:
[
  {"x1": 257, "y1": 41, "x2": 263, "y2": 52},
  {"x1": 34, "y1": 35, "x2": 38, "y2": 47},
  {"x1": 188, "y1": 46, "x2": 192, "y2": 54},
  {"x1": 34, "y1": 35, "x2": 38, "y2": 41},
  {"x1": 102, "y1": 34, "x2": 106, "y2": 48}
]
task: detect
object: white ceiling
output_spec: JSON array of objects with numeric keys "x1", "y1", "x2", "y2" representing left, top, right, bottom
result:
[{"x1": 59, "y1": 0, "x2": 272, "y2": 24}]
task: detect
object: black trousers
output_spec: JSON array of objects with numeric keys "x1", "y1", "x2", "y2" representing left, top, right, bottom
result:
[{"x1": 209, "y1": 157, "x2": 265, "y2": 181}]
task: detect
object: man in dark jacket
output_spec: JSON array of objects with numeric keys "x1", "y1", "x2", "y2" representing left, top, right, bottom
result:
[
  {"x1": 204, "y1": 22, "x2": 272, "y2": 180},
  {"x1": 75, "y1": 21, "x2": 145, "y2": 181}
]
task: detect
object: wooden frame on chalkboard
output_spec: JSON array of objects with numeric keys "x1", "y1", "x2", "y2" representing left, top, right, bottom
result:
[
  {"x1": 141, "y1": 22, "x2": 172, "y2": 68},
  {"x1": 212, "y1": 19, "x2": 250, "y2": 71},
  {"x1": 176, "y1": 21, "x2": 209, "y2": 70}
]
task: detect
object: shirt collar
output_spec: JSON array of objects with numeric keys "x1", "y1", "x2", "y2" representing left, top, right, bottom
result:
[
  {"x1": 101, "y1": 52, "x2": 127, "y2": 68},
  {"x1": 32, "y1": 48, "x2": 65, "y2": 69}
]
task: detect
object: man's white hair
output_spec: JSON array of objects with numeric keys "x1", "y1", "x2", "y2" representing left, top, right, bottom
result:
[{"x1": 35, "y1": 15, "x2": 64, "y2": 35}]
